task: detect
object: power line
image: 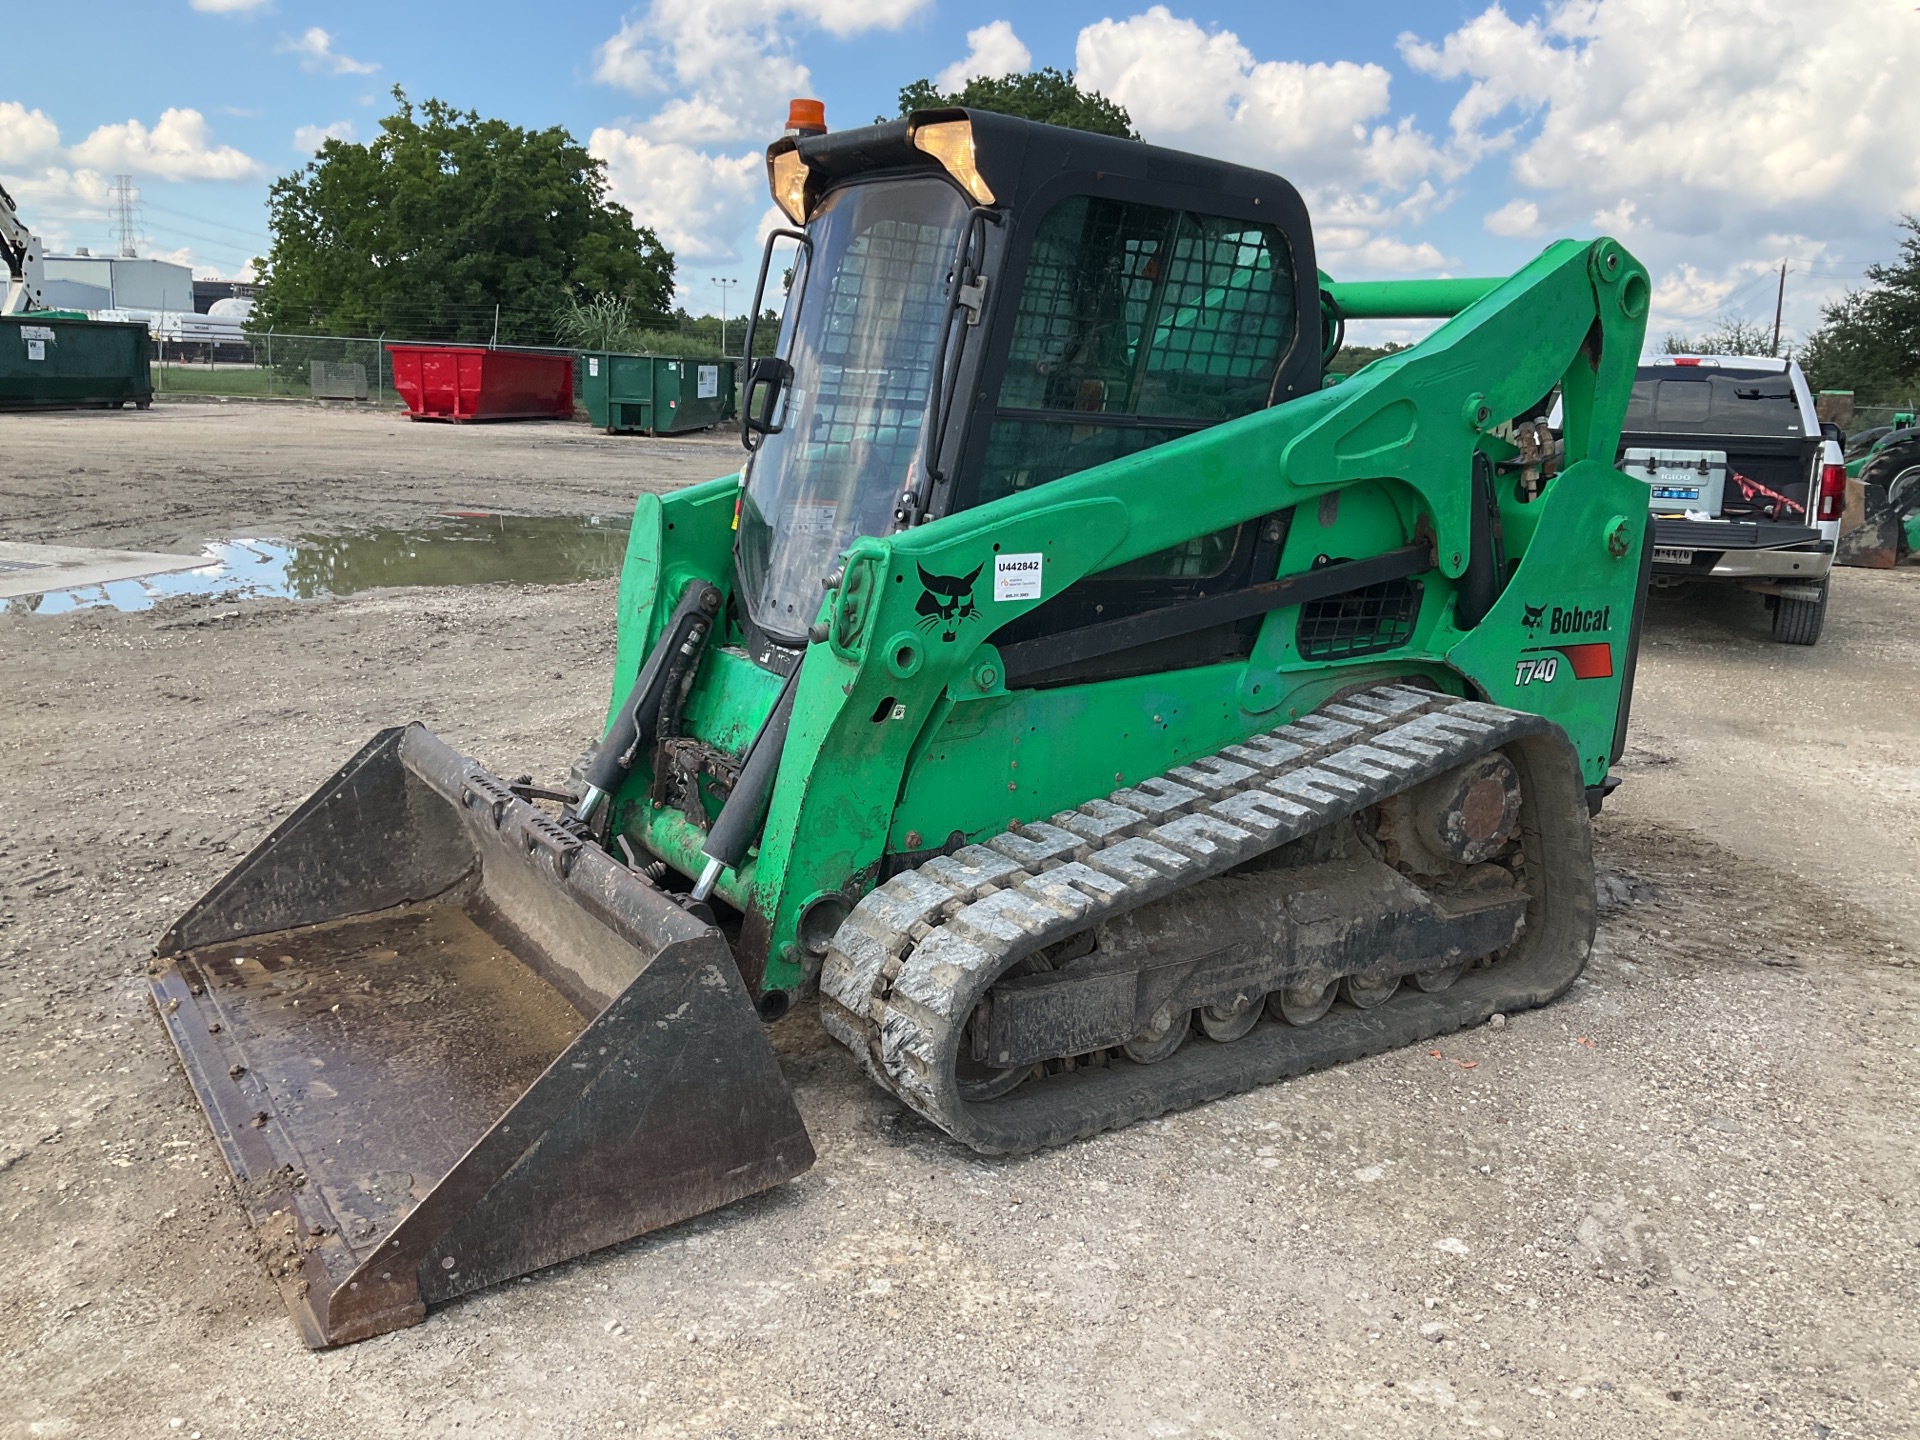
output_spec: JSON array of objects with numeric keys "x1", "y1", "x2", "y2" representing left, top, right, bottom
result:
[
  {"x1": 1660, "y1": 270, "x2": 1780, "y2": 324},
  {"x1": 139, "y1": 199, "x2": 272, "y2": 244},
  {"x1": 135, "y1": 220, "x2": 263, "y2": 261}
]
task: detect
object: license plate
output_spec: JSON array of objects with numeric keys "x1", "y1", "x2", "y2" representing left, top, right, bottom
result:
[{"x1": 1652, "y1": 547, "x2": 1695, "y2": 564}]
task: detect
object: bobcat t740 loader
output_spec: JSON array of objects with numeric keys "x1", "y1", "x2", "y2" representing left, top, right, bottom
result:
[{"x1": 151, "y1": 107, "x2": 1655, "y2": 1344}]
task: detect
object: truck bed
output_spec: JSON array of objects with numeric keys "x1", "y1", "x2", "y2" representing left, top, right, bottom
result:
[{"x1": 1653, "y1": 518, "x2": 1823, "y2": 552}]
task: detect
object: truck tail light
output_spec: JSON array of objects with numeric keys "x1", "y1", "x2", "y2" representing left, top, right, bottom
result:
[{"x1": 1817, "y1": 462, "x2": 1846, "y2": 522}]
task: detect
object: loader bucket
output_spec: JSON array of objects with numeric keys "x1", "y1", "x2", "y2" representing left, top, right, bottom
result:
[{"x1": 149, "y1": 724, "x2": 813, "y2": 1347}]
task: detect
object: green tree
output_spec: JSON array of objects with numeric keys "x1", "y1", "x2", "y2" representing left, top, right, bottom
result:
[
  {"x1": 1659, "y1": 316, "x2": 1781, "y2": 357},
  {"x1": 892, "y1": 68, "x2": 1137, "y2": 140},
  {"x1": 255, "y1": 89, "x2": 674, "y2": 344},
  {"x1": 1800, "y1": 215, "x2": 1920, "y2": 405},
  {"x1": 1329, "y1": 340, "x2": 1406, "y2": 377},
  {"x1": 554, "y1": 299, "x2": 784, "y2": 359}
]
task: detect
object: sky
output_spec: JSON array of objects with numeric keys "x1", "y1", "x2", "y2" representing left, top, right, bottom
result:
[{"x1": 4, "y1": 0, "x2": 1919, "y2": 345}]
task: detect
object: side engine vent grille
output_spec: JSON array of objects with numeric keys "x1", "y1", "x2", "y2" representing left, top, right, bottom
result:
[{"x1": 1296, "y1": 578, "x2": 1422, "y2": 660}]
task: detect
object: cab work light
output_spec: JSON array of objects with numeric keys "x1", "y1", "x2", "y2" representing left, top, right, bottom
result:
[{"x1": 909, "y1": 118, "x2": 996, "y2": 207}]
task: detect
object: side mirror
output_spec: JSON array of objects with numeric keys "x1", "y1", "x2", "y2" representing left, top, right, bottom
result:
[{"x1": 741, "y1": 355, "x2": 795, "y2": 446}]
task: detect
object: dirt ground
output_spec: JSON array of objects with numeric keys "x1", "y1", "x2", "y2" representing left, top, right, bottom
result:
[
  {"x1": 0, "y1": 402, "x2": 741, "y2": 553},
  {"x1": 2, "y1": 404, "x2": 1917, "y2": 1440}
]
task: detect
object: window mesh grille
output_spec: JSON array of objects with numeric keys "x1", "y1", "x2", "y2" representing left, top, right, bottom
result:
[
  {"x1": 992, "y1": 198, "x2": 1293, "y2": 427},
  {"x1": 979, "y1": 195, "x2": 1297, "y2": 511},
  {"x1": 1295, "y1": 579, "x2": 1422, "y2": 660}
]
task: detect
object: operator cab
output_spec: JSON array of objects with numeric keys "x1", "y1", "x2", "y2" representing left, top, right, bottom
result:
[{"x1": 733, "y1": 106, "x2": 1324, "y2": 680}]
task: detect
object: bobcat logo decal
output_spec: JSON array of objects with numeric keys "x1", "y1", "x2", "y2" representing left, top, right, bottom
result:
[
  {"x1": 915, "y1": 563, "x2": 982, "y2": 642},
  {"x1": 1521, "y1": 603, "x2": 1547, "y2": 632}
]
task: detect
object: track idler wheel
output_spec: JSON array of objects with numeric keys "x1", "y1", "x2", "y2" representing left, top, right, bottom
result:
[
  {"x1": 1341, "y1": 971, "x2": 1401, "y2": 1009},
  {"x1": 1199, "y1": 990, "x2": 1263, "y2": 1043},
  {"x1": 959, "y1": 1003, "x2": 1032, "y2": 1101},
  {"x1": 1268, "y1": 980, "x2": 1336, "y2": 1026},
  {"x1": 1378, "y1": 751, "x2": 1523, "y2": 875},
  {"x1": 1414, "y1": 962, "x2": 1467, "y2": 993},
  {"x1": 1123, "y1": 1005, "x2": 1191, "y2": 1064}
]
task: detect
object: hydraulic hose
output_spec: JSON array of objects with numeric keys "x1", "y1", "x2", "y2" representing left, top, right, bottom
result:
[{"x1": 572, "y1": 581, "x2": 722, "y2": 823}]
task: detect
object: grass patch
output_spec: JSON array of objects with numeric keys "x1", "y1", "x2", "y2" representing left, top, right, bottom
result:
[{"x1": 151, "y1": 365, "x2": 404, "y2": 404}]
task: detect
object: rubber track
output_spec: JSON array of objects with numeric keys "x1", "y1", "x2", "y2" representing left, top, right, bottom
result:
[{"x1": 819, "y1": 684, "x2": 1595, "y2": 1154}]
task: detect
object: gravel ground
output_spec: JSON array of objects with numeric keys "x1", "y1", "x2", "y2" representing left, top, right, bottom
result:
[
  {"x1": 1, "y1": 406, "x2": 1916, "y2": 1439},
  {"x1": 0, "y1": 402, "x2": 740, "y2": 552}
]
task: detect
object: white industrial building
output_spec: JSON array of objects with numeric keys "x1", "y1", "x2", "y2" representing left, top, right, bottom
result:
[{"x1": 41, "y1": 252, "x2": 196, "y2": 314}]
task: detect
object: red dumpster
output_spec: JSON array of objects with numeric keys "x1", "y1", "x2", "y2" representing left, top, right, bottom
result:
[{"x1": 386, "y1": 345, "x2": 575, "y2": 422}]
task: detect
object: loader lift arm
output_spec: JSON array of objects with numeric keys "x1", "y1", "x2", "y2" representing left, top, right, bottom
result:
[{"x1": 0, "y1": 183, "x2": 46, "y2": 316}]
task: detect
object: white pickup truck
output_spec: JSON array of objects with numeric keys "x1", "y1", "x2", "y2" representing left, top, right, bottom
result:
[{"x1": 1620, "y1": 355, "x2": 1847, "y2": 645}]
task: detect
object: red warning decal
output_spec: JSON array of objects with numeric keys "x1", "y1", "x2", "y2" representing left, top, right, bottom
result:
[
  {"x1": 1548, "y1": 642, "x2": 1613, "y2": 679},
  {"x1": 1514, "y1": 642, "x2": 1613, "y2": 687}
]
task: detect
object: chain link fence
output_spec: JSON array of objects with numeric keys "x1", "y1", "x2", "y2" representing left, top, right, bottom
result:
[
  {"x1": 151, "y1": 333, "x2": 405, "y2": 404},
  {"x1": 146, "y1": 318, "x2": 767, "y2": 408},
  {"x1": 1851, "y1": 403, "x2": 1918, "y2": 429}
]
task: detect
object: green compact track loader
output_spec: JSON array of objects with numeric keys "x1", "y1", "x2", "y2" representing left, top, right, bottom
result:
[{"x1": 152, "y1": 108, "x2": 1655, "y2": 1345}]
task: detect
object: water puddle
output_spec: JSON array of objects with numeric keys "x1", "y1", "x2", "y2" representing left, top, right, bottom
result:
[{"x1": 8, "y1": 513, "x2": 631, "y2": 615}]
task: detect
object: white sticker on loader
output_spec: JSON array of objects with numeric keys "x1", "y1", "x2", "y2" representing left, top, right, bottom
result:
[
  {"x1": 25, "y1": 339, "x2": 45, "y2": 361},
  {"x1": 994, "y1": 552, "x2": 1043, "y2": 602},
  {"x1": 588, "y1": 356, "x2": 599, "y2": 377},
  {"x1": 697, "y1": 364, "x2": 719, "y2": 399}
]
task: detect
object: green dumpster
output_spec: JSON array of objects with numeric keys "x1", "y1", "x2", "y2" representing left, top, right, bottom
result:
[
  {"x1": 0, "y1": 313, "x2": 153, "y2": 411},
  {"x1": 578, "y1": 353, "x2": 736, "y2": 436}
]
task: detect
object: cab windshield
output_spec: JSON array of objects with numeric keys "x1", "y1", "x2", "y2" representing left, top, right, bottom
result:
[{"x1": 736, "y1": 177, "x2": 968, "y2": 640}]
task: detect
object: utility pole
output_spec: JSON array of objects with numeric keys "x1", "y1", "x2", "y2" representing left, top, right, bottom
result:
[
  {"x1": 712, "y1": 276, "x2": 737, "y2": 356},
  {"x1": 1771, "y1": 259, "x2": 1788, "y2": 357}
]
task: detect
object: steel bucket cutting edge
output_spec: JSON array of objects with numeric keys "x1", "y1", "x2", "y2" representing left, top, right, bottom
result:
[{"x1": 149, "y1": 724, "x2": 814, "y2": 1347}]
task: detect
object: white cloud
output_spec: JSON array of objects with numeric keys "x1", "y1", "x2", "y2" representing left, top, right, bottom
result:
[
  {"x1": 0, "y1": 167, "x2": 112, "y2": 253},
  {"x1": 282, "y1": 27, "x2": 379, "y2": 76},
  {"x1": 934, "y1": 21, "x2": 1033, "y2": 93},
  {"x1": 0, "y1": 102, "x2": 62, "y2": 164},
  {"x1": 585, "y1": 0, "x2": 931, "y2": 266},
  {"x1": 594, "y1": 21, "x2": 666, "y2": 96},
  {"x1": 589, "y1": 127, "x2": 764, "y2": 264},
  {"x1": 1591, "y1": 199, "x2": 1638, "y2": 235},
  {"x1": 1399, "y1": 7, "x2": 1567, "y2": 164},
  {"x1": 1400, "y1": 0, "x2": 1920, "y2": 340},
  {"x1": 1484, "y1": 198, "x2": 1540, "y2": 237},
  {"x1": 1317, "y1": 227, "x2": 1448, "y2": 274},
  {"x1": 1404, "y1": 2, "x2": 1920, "y2": 253},
  {"x1": 125, "y1": 249, "x2": 241, "y2": 283},
  {"x1": 1649, "y1": 263, "x2": 1743, "y2": 332},
  {"x1": 3, "y1": 107, "x2": 261, "y2": 260},
  {"x1": 1076, "y1": 8, "x2": 1442, "y2": 184},
  {"x1": 0, "y1": 167, "x2": 112, "y2": 220},
  {"x1": 1641, "y1": 242, "x2": 1831, "y2": 346},
  {"x1": 594, "y1": 0, "x2": 929, "y2": 143},
  {"x1": 143, "y1": 244, "x2": 200, "y2": 270},
  {"x1": 1074, "y1": 8, "x2": 1449, "y2": 274},
  {"x1": 69, "y1": 109, "x2": 264, "y2": 181},
  {"x1": 294, "y1": 121, "x2": 357, "y2": 155},
  {"x1": 191, "y1": 0, "x2": 271, "y2": 11}
]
